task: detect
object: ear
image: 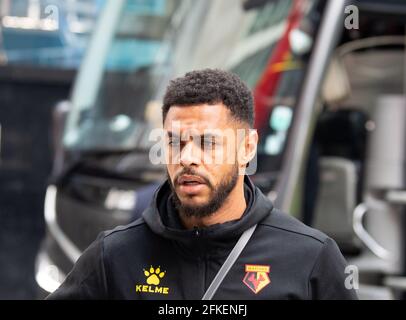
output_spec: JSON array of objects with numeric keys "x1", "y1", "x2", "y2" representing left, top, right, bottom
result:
[{"x1": 237, "y1": 128, "x2": 258, "y2": 167}]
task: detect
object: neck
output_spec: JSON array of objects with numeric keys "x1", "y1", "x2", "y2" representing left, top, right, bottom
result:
[{"x1": 180, "y1": 178, "x2": 247, "y2": 230}]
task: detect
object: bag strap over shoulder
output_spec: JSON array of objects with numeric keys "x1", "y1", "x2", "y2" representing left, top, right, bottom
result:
[{"x1": 201, "y1": 223, "x2": 257, "y2": 300}]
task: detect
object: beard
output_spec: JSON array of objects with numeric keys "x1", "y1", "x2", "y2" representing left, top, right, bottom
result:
[{"x1": 168, "y1": 165, "x2": 239, "y2": 219}]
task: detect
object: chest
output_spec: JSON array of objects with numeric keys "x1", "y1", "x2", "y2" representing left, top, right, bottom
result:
[{"x1": 106, "y1": 242, "x2": 310, "y2": 300}]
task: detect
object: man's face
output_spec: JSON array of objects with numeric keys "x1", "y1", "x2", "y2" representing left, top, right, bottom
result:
[{"x1": 163, "y1": 103, "x2": 246, "y2": 218}]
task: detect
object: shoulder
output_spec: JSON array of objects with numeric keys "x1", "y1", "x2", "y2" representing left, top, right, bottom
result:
[
  {"x1": 104, "y1": 217, "x2": 147, "y2": 237},
  {"x1": 100, "y1": 217, "x2": 151, "y2": 249},
  {"x1": 97, "y1": 217, "x2": 164, "y2": 271},
  {"x1": 256, "y1": 208, "x2": 351, "y2": 291},
  {"x1": 259, "y1": 207, "x2": 330, "y2": 248}
]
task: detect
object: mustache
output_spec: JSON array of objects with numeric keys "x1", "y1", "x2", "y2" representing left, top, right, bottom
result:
[{"x1": 174, "y1": 168, "x2": 211, "y2": 187}]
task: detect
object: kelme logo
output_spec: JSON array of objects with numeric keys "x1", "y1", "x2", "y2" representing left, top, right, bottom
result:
[{"x1": 135, "y1": 266, "x2": 170, "y2": 295}]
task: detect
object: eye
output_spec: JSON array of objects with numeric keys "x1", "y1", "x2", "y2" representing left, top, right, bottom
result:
[
  {"x1": 168, "y1": 139, "x2": 180, "y2": 146},
  {"x1": 202, "y1": 137, "x2": 216, "y2": 148},
  {"x1": 204, "y1": 139, "x2": 214, "y2": 146}
]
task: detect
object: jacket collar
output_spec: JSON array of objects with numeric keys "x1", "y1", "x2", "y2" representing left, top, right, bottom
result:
[{"x1": 143, "y1": 176, "x2": 273, "y2": 248}]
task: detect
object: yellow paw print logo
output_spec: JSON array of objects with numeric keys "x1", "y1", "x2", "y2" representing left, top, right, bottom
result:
[{"x1": 144, "y1": 266, "x2": 166, "y2": 285}]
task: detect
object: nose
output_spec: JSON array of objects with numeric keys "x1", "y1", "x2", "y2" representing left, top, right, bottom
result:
[{"x1": 179, "y1": 141, "x2": 202, "y2": 167}]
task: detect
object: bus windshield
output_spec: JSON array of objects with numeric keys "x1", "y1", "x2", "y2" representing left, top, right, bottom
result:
[{"x1": 63, "y1": 0, "x2": 187, "y2": 151}]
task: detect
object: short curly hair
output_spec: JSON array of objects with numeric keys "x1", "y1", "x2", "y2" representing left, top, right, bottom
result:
[{"x1": 162, "y1": 69, "x2": 254, "y2": 127}]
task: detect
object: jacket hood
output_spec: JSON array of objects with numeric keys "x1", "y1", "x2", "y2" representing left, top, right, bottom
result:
[{"x1": 142, "y1": 176, "x2": 274, "y2": 254}]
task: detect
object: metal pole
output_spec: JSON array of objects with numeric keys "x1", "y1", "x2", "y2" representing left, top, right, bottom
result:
[{"x1": 275, "y1": 0, "x2": 349, "y2": 213}]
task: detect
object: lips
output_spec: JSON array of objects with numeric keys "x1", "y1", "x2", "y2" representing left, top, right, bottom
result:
[
  {"x1": 177, "y1": 175, "x2": 206, "y2": 185},
  {"x1": 176, "y1": 175, "x2": 207, "y2": 195}
]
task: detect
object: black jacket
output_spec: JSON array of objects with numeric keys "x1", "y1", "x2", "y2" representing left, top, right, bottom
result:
[{"x1": 48, "y1": 176, "x2": 358, "y2": 300}]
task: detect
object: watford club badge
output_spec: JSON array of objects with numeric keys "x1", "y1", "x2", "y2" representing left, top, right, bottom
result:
[{"x1": 243, "y1": 264, "x2": 271, "y2": 294}]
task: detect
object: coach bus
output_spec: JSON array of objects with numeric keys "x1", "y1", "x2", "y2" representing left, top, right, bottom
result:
[{"x1": 36, "y1": 0, "x2": 406, "y2": 299}]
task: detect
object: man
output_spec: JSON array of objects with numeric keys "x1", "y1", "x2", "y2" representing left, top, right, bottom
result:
[{"x1": 48, "y1": 69, "x2": 358, "y2": 300}]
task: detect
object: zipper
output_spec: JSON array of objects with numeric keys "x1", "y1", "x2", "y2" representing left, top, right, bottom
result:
[
  {"x1": 193, "y1": 226, "x2": 208, "y2": 295},
  {"x1": 193, "y1": 226, "x2": 201, "y2": 237}
]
